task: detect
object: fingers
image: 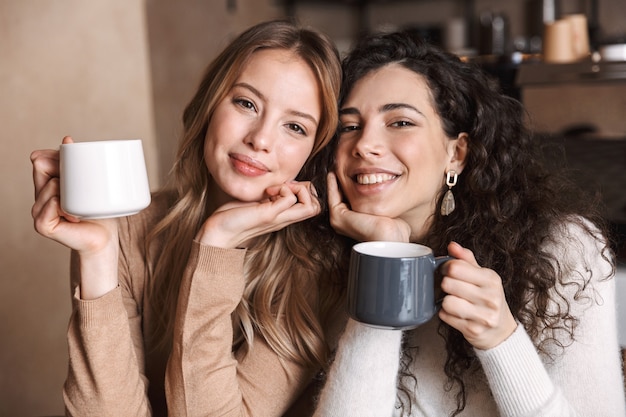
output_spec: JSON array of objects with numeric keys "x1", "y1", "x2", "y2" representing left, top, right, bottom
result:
[
  {"x1": 276, "y1": 182, "x2": 321, "y2": 219},
  {"x1": 439, "y1": 248, "x2": 501, "y2": 310},
  {"x1": 326, "y1": 172, "x2": 345, "y2": 211},
  {"x1": 31, "y1": 175, "x2": 60, "y2": 221},
  {"x1": 31, "y1": 137, "x2": 72, "y2": 200},
  {"x1": 251, "y1": 183, "x2": 320, "y2": 232},
  {"x1": 31, "y1": 145, "x2": 63, "y2": 233},
  {"x1": 438, "y1": 242, "x2": 517, "y2": 349},
  {"x1": 326, "y1": 172, "x2": 351, "y2": 231},
  {"x1": 445, "y1": 241, "x2": 480, "y2": 267},
  {"x1": 32, "y1": 192, "x2": 61, "y2": 237},
  {"x1": 31, "y1": 136, "x2": 82, "y2": 238},
  {"x1": 267, "y1": 181, "x2": 321, "y2": 217},
  {"x1": 439, "y1": 285, "x2": 502, "y2": 326},
  {"x1": 31, "y1": 149, "x2": 60, "y2": 200},
  {"x1": 440, "y1": 243, "x2": 483, "y2": 286},
  {"x1": 286, "y1": 182, "x2": 310, "y2": 205}
]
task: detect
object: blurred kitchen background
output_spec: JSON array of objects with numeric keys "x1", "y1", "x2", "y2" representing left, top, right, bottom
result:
[{"x1": 1, "y1": 0, "x2": 624, "y2": 415}]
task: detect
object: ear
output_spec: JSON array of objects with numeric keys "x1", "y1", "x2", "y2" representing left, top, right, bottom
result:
[{"x1": 446, "y1": 132, "x2": 468, "y2": 174}]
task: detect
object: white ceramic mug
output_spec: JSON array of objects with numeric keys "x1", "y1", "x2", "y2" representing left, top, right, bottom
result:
[{"x1": 60, "y1": 139, "x2": 151, "y2": 219}]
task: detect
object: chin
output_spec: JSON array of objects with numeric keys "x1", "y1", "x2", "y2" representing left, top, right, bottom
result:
[
  {"x1": 232, "y1": 192, "x2": 265, "y2": 203},
  {"x1": 349, "y1": 201, "x2": 394, "y2": 217},
  {"x1": 221, "y1": 184, "x2": 266, "y2": 203}
]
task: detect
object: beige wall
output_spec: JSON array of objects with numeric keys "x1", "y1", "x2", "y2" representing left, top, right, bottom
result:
[
  {"x1": 0, "y1": 1, "x2": 281, "y2": 415},
  {"x1": 2, "y1": 0, "x2": 624, "y2": 415},
  {"x1": 1, "y1": 1, "x2": 157, "y2": 415}
]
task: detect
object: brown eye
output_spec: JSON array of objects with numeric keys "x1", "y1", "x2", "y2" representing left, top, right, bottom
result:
[
  {"x1": 234, "y1": 98, "x2": 256, "y2": 112},
  {"x1": 287, "y1": 123, "x2": 306, "y2": 136},
  {"x1": 339, "y1": 124, "x2": 360, "y2": 133},
  {"x1": 390, "y1": 120, "x2": 413, "y2": 128}
]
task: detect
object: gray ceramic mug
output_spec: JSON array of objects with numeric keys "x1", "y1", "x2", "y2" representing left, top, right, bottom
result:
[{"x1": 347, "y1": 241, "x2": 453, "y2": 330}]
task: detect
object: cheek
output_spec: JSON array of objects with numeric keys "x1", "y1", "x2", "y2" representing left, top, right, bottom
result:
[
  {"x1": 282, "y1": 142, "x2": 315, "y2": 177},
  {"x1": 202, "y1": 130, "x2": 212, "y2": 158},
  {"x1": 203, "y1": 115, "x2": 221, "y2": 146},
  {"x1": 333, "y1": 145, "x2": 353, "y2": 188},
  {"x1": 202, "y1": 129, "x2": 219, "y2": 163},
  {"x1": 334, "y1": 142, "x2": 351, "y2": 169}
]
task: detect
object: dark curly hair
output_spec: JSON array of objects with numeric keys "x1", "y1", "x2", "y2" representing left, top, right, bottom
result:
[{"x1": 337, "y1": 30, "x2": 614, "y2": 416}]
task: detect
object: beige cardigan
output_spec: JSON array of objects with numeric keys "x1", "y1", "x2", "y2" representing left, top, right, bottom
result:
[{"x1": 63, "y1": 194, "x2": 341, "y2": 416}]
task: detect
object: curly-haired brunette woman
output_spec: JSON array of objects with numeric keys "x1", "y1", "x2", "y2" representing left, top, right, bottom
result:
[
  {"x1": 313, "y1": 30, "x2": 625, "y2": 416},
  {"x1": 30, "y1": 20, "x2": 348, "y2": 416}
]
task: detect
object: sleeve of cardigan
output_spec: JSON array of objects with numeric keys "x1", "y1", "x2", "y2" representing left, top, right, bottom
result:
[
  {"x1": 165, "y1": 241, "x2": 314, "y2": 417},
  {"x1": 313, "y1": 319, "x2": 403, "y2": 417},
  {"x1": 475, "y1": 222, "x2": 626, "y2": 417},
  {"x1": 64, "y1": 253, "x2": 151, "y2": 416}
]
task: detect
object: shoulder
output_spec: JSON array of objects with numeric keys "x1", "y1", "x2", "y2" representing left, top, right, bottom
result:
[
  {"x1": 533, "y1": 218, "x2": 621, "y2": 364},
  {"x1": 541, "y1": 216, "x2": 615, "y2": 312},
  {"x1": 543, "y1": 216, "x2": 613, "y2": 278}
]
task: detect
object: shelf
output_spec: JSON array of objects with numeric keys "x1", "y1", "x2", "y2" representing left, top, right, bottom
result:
[{"x1": 517, "y1": 60, "x2": 626, "y2": 85}]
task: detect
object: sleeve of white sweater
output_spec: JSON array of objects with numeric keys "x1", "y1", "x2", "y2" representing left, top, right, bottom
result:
[
  {"x1": 313, "y1": 319, "x2": 403, "y2": 417},
  {"x1": 475, "y1": 323, "x2": 577, "y2": 416},
  {"x1": 475, "y1": 221, "x2": 626, "y2": 417}
]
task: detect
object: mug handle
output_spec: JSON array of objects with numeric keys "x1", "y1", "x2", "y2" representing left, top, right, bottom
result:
[
  {"x1": 434, "y1": 255, "x2": 455, "y2": 309},
  {"x1": 434, "y1": 255, "x2": 454, "y2": 269}
]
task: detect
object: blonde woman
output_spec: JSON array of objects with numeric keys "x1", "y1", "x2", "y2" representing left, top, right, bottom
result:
[{"x1": 31, "y1": 20, "x2": 346, "y2": 416}]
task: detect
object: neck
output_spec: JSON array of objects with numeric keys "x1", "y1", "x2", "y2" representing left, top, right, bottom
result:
[
  {"x1": 206, "y1": 177, "x2": 233, "y2": 214},
  {"x1": 406, "y1": 217, "x2": 432, "y2": 244}
]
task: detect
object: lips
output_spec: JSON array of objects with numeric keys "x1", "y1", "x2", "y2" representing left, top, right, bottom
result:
[{"x1": 230, "y1": 153, "x2": 270, "y2": 176}]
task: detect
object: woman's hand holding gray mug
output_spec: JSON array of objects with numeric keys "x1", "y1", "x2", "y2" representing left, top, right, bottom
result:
[{"x1": 347, "y1": 240, "x2": 517, "y2": 349}]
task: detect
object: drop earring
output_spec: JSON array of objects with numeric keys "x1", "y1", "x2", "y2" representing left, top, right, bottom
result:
[{"x1": 441, "y1": 170, "x2": 457, "y2": 216}]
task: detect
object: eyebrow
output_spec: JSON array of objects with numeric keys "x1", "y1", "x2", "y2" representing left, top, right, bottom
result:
[
  {"x1": 233, "y1": 82, "x2": 319, "y2": 126},
  {"x1": 340, "y1": 103, "x2": 425, "y2": 118}
]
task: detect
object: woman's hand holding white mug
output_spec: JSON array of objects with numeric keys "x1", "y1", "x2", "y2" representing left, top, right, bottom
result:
[{"x1": 31, "y1": 136, "x2": 119, "y2": 300}]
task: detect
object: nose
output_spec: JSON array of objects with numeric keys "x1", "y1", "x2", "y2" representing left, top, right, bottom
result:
[
  {"x1": 245, "y1": 120, "x2": 275, "y2": 152},
  {"x1": 352, "y1": 124, "x2": 383, "y2": 159}
]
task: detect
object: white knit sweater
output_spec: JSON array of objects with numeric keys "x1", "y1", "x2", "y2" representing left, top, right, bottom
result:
[{"x1": 314, "y1": 222, "x2": 626, "y2": 417}]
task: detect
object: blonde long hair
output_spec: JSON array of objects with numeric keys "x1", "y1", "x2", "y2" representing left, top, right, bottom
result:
[{"x1": 147, "y1": 19, "x2": 344, "y2": 368}]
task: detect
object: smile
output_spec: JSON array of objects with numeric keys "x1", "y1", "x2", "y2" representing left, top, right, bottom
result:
[{"x1": 355, "y1": 173, "x2": 397, "y2": 185}]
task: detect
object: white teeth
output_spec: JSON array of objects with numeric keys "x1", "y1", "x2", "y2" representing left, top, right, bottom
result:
[{"x1": 356, "y1": 173, "x2": 397, "y2": 185}]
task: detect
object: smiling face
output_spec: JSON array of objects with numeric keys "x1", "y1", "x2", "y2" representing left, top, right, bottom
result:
[
  {"x1": 203, "y1": 48, "x2": 321, "y2": 204},
  {"x1": 336, "y1": 63, "x2": 467, "y2": 239}
]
